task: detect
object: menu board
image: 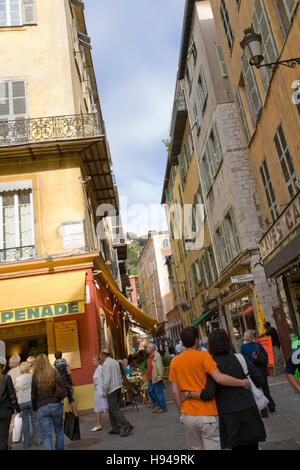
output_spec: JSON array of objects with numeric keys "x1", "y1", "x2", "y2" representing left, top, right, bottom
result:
[{"x1": 53, "y1": 320, "x2": 81, "y2": 369}]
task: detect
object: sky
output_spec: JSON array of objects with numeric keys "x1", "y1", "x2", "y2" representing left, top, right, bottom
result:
[{"x1": 84, "y1": 0, "x2": 185, "y2": 236}]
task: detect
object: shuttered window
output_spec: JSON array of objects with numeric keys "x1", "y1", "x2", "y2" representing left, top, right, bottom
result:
[
  {"x1": 197, "y1": 65, "x2": 208, "y2": 113},
  {"x1": 260, "y1": 158, "x2": 279, "y2": 222},
  {"x1": 193, "y1": 102, "x2": 200, "y2": 133},
  {"x1": 252, "y1": 0, "x2": 278, "y2": 91},
  {"x1": 274, "y1": 123, "x2": 298, "y2": 200},
  {"x1": 241, "y1": 52, "x2": 262, "y2": 127},
  {"x1": 235, "y1": 88, "x2": 251, "y2": 144},
  {"x1": 273, "y1": 0, "x2": 299, "y2": 39},
  {"x1": 0, "y1": 80, "x2": 27, "y2": 121},
  {"x1": 178, "y1": 153, "x2": 188, "y2": 185},
  {"x1": 216, "y1": 44, "x2": 228, "y2": 78},
  {"x1": 0, "y1": 0, "x2": 36, "y2": 27},
  {"x1": 209, "y1": 120, "x2": 223, "y2": 167},
  {"x1": 220, "y1": 0, "x2": 234, "y2": 51}
]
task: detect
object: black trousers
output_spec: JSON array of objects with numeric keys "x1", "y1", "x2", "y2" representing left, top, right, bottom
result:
[
  {"x1": 260, "y1": 370, "x2": 276, "y2": 416},
  {"x1": 107, "y1": 389, "x2": 131, "y2": 432},
  {"x1": 0, "y1": 408, "x2": 13, "y2": 450}
]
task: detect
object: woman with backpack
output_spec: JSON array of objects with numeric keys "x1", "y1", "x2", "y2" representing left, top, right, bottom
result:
[
  {"x1": 32, "y1": 354, "x2": 66, "y2": 450},
  {"x1": 241, "y1": 330, "x2": 276, "y2": 418},
  {"x1": 0, "y1": 356, "x2": 22, "y2": 450}
]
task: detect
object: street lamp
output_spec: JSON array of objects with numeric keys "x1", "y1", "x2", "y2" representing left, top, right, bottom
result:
[{"x1": 240, "y1": 28, "x2": 300, "y2": 69}]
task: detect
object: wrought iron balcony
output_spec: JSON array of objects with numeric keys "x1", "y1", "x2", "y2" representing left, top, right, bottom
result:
[
  {"x1": 0, "y1": 113, "x2": 103, "y2": 147},
  {"x1": 0, "y1": 245, "x2": 36, "y2": 263}
]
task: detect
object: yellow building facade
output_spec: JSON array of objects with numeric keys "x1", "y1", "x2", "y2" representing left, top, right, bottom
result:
[
  {"x1": 210, "y1": 0, "x2": 300, "y2": 357},
  {"x1": 0, "y1": 0, "x2": 156, "y2": 410}
]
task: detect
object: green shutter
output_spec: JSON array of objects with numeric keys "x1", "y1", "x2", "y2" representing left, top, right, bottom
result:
[
  {"x1": 241, "y1": 52, "x2": 262, "y2": 127},
  {"x1": 216, "y1": 44, "x2": 228, "y2": 77},
  {"x1": 235, "y1": 88, "x2": 251, "y2": 144},
  {"x1": 229, "y1": 207, "x2": 242, "y2": 253},
  {"x1": 23, "y1": 0, "x2": 36, "y2": 24},
  {"x1": 212, "y1": 119, "x2": 223, "y2": 165}
]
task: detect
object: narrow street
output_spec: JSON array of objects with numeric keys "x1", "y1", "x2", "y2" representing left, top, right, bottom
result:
[{"x1": 11, "y1": 375, "x2": 300, "y2": 451}]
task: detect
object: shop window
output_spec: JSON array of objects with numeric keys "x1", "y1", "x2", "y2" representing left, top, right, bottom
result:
[
  {"x1": 0, "y1": 181, "x2": 35, "y2": 262},
  {"x1": 229, "y1": 296, "x2": 257, "y2": 349}
]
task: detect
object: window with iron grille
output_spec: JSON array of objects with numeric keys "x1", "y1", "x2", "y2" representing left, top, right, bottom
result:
[
  {"x1": 274, "y1": 123, "x2": 298, "y2": 200},
  {"x1": 260, "y1": 158, "x2": 279, "y2": 222}
]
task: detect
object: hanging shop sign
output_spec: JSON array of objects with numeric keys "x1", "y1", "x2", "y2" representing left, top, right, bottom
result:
[
  {"x1": 0, "y1": 301, "x2": 85, "y2": 326},
  {"x1": 259, "y1": 192, "x2": 300, "y2": 262},
  {"x1": 231, "y1": 274, "x2": 254, "y2": 284}
]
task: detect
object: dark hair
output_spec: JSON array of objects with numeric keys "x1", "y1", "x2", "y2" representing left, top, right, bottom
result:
[
  {"x1": 101, "y1": 351, "x2": 110, "y2": 358},
  {"x1": 181, "y1": 327, "x2": 199, "y2": 348},
  {"x1": 208, "y1": 329, "x2": 232, "y2": 356},
  {"x1": 54, "y1": 351, "x2": 62, "y2": 359},
  {"x1": 265, "y1": 322, "x2": 270, "y2": 328}
]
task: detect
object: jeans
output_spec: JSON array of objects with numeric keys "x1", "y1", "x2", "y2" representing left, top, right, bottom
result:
[
  {"x1": 147, "y1": 380, "x2": 167, "y2": 410},
  {"x1": 37, "y1": 402, "x2": 64, "y2": 450},
  {"x1": 20, "y1": 401, "x2": 42, "y2": 448}
]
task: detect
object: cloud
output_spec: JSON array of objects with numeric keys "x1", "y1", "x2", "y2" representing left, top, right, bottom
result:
[{"x1": 85, "y1": 0, "x2": 185, "y2": 233}]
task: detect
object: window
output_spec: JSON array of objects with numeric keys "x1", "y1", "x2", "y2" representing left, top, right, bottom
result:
[
  {"x1": 220, "y1": 0, "x2": 234, "y2": 51},
  {"x1": 193, "y1": 102, "x2": 200, "y2": 133},
  {"x1": 274, "y1": 123, "x2": 298, "y2": 199},
  {"x1": 0, "y1": 80, "x2": 27, "y2": 122},
  {"x1": 188, "y1": 35, "x2": 197, "y2": 65},
  {"x1": 235, "y1": 88, "x2": 251, "y2": 144},
  {"x1": 241, "y1": 53, "x2": 262, "y2": 127},
  {"x1": 178, "y1": 153, "x2": 188, "y2": 185},
  {"x1": 214, "y1": 207, "x2": 242, "y2": 270},
  {"x1": 252, "y1": 0, "x2": 278, "y2": 91},
  {"x1": 185, "y1": 58, "x2": 193, "y2": 95},
  {"x1": 200, "y1": 120, "x2": 223, "y2": 195},
  {"x1": 197, "y1": 65, "x2": 208, "y2": 113},
  {"x1": 260, "y1": 159, "x2": 279, "y2": 222},
  {"x1": 162, "y1": 238, "x2": 169, "y2": 249},
  {"x1": 216, "y1": 44, "x2": 228, "y2": 78},
  {"x1": 192, "y1": 260, "x2": 202, "y2": 287},
  {"x1": 0, "y1": 180, "x2": 35, "y2": 262},
  {"x1": 0, "y1": 0, "x2": 36, "y2": 27},
  {"x1": 273, "y1": 0, "x2": 299, "y2": 39}
]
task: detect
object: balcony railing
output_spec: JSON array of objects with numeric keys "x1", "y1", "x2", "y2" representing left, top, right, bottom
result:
[
  {"x1": 0, "y1": 113, "x2": 103, "y2": 147},
  {"x1": 0, "y1": 245, "x2": 36, "y2": 263}
]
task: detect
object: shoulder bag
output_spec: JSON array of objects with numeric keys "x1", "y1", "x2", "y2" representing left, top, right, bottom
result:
[
  {"x1": 235, "y1": 353, "x2": 269, "y2": 411},
  {"x1": 252, "y1": 343, "x2": 268, "y2": 367}
]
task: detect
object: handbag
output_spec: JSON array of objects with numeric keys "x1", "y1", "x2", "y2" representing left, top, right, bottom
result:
[
  {"x1": 252, "y1": 343, "x2": 268, "y2": 367},
  {"x1": 64, "y1": 412, "x2": 81, "y2": 441},
  {"x1": 235, "y1": 354, "x2": 269, "y2": 411},
  {"x1": 12, "y1": 413, "x2": 23, "y2": 443},
  {"x1": 55, "y1": 374, "x2": 67, "y2": 401}
]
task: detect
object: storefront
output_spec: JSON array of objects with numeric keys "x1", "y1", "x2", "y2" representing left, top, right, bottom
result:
[
  {"x1": 0, "y1": 256, "x2": 157, "y2": 411},
  {"x1": 259, "y1": 191, "x2": 300, "y2": 360}
]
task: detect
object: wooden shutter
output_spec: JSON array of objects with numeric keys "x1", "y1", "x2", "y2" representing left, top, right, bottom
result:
[
  {"x1": 199, "y1": 65, "x2": 208, "y2": 112},
  {"x1": 178, "y1": 154, "x2": 187, "y2": 184},
  {"x1": 23, "y1": 0, "x2": 36, "y2": 24},
  {"x1": 165, "y1": 188, "x2": 171, "y2": 204},
  {"x1": 0, "y1": 82, "x2": 10, "y2": 121},
  {"x1": 205, "y1": 142, "x2": 216, "y2": 180},
  {"x1": 229, "y1": 207, "x2": 242, "y2": 253},
  {"x1": 252, "y1": 0, "x2": 278, "y2": 89},
  {"x1": 274, "y1": 123, "x2": 297, "y2": 199},
  {"x1": 191, "y1": 263, "x2": 198, "y2": 288},
  {"x1": 216, "y1": 44, "x2": 228, "y2": 77},
  {"x1": 235, "y1": 88, "x2": 251, "y2": 144},
  {"x1": 212, "y1": 119, "x2": 223, "y2": 165},
  {"x1": 12, "y1": 81, "x2": 27, "y2": 118},
  {"x1": 241, "y1": 53, "x2": 262, "y2": 127}
]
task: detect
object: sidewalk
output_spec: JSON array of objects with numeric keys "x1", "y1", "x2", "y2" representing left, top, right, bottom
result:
[{"x1": 11, "y1": 374, "x2": 300, "y2": 450}]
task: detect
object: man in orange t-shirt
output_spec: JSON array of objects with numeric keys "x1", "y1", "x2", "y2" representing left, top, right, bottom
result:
[{"x1": 169, "y1": 327, "x2": 249, "y2": 450}]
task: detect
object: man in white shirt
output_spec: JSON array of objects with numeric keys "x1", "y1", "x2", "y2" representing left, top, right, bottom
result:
[{"x1": 100, "y1": 350, "x2": 133, "y2": 437}]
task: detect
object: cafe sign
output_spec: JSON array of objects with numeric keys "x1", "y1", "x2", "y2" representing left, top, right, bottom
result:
[
  {"x1": 0, "y1": 301, "x2": 85, "y2": 326},
  {"x1": 259, "y1": 192, "x2": 300, "y2": 262}
]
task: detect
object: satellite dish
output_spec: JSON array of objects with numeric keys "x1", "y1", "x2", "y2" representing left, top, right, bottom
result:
[{"x1": 0, "y1": 340, "x2": 6, "y2": 358}]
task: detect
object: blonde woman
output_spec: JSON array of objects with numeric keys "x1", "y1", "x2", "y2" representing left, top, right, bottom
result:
[
  {"x1": 91, "y1": 355, "x2": 108, "y2": 432},
  {"x1": 32, "y1": 354, "x2": 66, "y2": 450},
  {"x1": 0, "y1": 356, "x2": 21, "y2": 450},
  {"x1": 16, "y1": 362, "x2": 42, "y2": 448}
]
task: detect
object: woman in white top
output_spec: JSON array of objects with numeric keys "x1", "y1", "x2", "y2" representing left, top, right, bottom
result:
[
  {"x1": 91, "y1": 355, "x2": 108, "y2": 432},
  {"x1": 16, "y1": 362, "x2": 42, "y2": 448}
]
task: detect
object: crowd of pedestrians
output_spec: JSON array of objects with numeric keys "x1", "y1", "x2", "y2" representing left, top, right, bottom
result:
[{"x1": 0, "y1": 319, "x2": 299, "y2": 451}]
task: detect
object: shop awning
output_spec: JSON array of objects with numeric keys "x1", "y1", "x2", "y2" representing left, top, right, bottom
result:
[
  {"x1": 0, "y1": 271, "x2": 86, "y2": 326},
  {"x1": 94, "y1": 265, "x2": 157, "y2": 334},
  {"x1": 191, "y1": 309, "x2": 214, "y2": 328}
]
